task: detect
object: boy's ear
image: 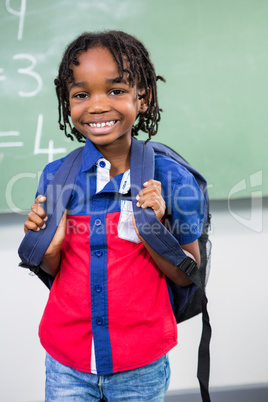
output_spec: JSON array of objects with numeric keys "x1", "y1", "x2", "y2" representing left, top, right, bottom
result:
[{"x1": 138, "y1": 88, "x2": 152, "y2": 113}]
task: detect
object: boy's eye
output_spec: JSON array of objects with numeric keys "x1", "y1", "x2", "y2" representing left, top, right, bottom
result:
[
  {"x1": 110, "y1": 89, "x2": 125, "y2": 96},
  {"x1": 73, "y1": 93, "x2": 88, "y2": 99}
]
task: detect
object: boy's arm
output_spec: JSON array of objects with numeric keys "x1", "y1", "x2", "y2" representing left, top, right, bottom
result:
[
  {"x1": 133, "y1": 179, "x2": 200, "y2": 287},
  {"x1": 135, "y1": 234, "x2": 199, "y2": 287},
  {"x1": 24, "y1": 195, "x2": 66, "y2": 277}
]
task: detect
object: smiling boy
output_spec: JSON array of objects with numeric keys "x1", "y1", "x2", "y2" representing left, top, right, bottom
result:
[{"x1": 24, "y1": 31, "x2": 204, "y2": 401}]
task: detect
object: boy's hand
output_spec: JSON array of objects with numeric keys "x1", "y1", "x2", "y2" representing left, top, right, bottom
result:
[
  {"x1": 24, "y1": 195, "x2": 67, "y2": 256},
  {"x1": 136, "y1": 179, "x2": 166, "y2": 221},
  {"x1": 24, "y1": 195, "x2": 48, "y2": 234}
]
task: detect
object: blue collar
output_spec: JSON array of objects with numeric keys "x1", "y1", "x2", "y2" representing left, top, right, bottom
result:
[
  {"x1": 81, "y1": 137, "x2": 140, "y2": 174},
  {"x1": 81, "y1": 138, "x2": 104, "y2": 173},
  {"x1": 80, "y1": 138, "x2": 133, "y2": 194}
]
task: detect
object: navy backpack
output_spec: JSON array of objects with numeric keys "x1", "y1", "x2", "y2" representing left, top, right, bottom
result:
[{"x1": 18, "y1": 138, "x2": 212, "y2": 402}]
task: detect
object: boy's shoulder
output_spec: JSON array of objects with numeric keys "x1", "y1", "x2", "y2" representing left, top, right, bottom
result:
[
  {"x1": 43, "y1": 153, "x2": 71, "y2": 175},
  {"x1": 154, "y1": 152, "x2": 197, "y2": 186},
  {"x1": 42, "y1": 146, "x2": 84, "y2": 176},
  {"x1": 37, "y1": 148, "x2": 82, "y2": 194}
]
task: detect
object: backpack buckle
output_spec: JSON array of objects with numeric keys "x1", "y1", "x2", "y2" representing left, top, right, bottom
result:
[
  {"x1": 178, "y1": 257, "x2": 197, "y2": 277},
  {"x1": 19, "y1": 261, "x2": 40, "y2": 274}
]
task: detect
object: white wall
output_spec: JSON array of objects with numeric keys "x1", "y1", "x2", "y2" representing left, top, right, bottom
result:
[
  {"x1": 1, "y1": 199, "x2": 267, "y2": 401},
  {"x1": 169, "y1": 198, "x2": 268, "y2": 391}
]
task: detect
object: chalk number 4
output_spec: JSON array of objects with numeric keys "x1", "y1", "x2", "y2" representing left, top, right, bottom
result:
[
  {"x1": 13, "y1": 54, "x2": 43, "y2": 97},
  {"x1": 34, "y1": 114, "x2": 66, "y2": 163}
]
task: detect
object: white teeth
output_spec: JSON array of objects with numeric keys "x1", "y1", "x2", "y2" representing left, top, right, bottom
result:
[{"x1": 89, "y1": 121, "x2": 116, "y2": 128}]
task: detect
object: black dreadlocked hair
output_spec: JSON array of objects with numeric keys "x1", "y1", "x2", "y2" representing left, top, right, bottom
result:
[{"x1": 54, "y1": 30, "x2": 165, "y2": 143}]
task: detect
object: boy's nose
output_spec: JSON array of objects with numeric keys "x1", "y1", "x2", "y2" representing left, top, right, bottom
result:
[{"x1": 87, "y1": 95, "x2": 110, "y2": 114}]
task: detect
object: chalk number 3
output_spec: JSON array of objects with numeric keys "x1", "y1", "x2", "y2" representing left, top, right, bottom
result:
[{"x1": 13, "y1": 54, "x2": 43, "y2": 97}]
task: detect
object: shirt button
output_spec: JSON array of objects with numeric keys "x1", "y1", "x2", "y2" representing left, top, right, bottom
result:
[
  {"x1": 95, "y1": 250, "x2": 103, "y2": 257},
  {"x1": 94, "y1": 285, "x2": 102, "y2": 293},
  {"x1": 95, "y1": 218, "x2": 102, "y2": 226},
  {"x1": 96, "y1": 318, "x2": 103, "y2": 326},
  {"x1": 99, "y1": 161, "x2": 106, "y2": 168}
]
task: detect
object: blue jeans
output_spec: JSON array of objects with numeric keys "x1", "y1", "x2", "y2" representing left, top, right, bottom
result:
[{"x1": 45, "y1": 353, "x2": 171, "y2": 401}]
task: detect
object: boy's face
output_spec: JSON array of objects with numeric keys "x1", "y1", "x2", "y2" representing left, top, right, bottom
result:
[{"x1": 67, "y1": 47, "x2": 147, "y2": 150}]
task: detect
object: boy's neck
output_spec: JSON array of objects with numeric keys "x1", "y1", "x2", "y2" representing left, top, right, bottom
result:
[{"x1": 95, "y1": 137, "x2": 131, "y2": 178}]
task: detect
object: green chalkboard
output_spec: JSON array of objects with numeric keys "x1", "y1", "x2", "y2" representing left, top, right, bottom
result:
[{"x1": 1, "y1": 0, "x2": 267, "y2": 212}]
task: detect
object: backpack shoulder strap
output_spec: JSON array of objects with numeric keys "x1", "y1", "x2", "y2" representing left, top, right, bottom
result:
[
  {"x1": 130, "y1": 138, "x2": 211, "y2": 402},
  {"x1": 18, "y1": 146, "x2": 84, "y2": 271},
  {"x1": 130, "y1": 137, "x2": 202, "y2": 288}
]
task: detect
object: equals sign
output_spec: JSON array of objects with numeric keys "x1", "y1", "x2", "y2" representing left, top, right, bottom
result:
[{"x1": 0, "y1": 132, "x2": 24, "y2": 147}]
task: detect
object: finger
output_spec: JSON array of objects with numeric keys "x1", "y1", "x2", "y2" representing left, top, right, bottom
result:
[
  {"x1": 136, "y1": 188, "x2": 160, "y2": 203},
  {"x1": 136, "y1": 189, "x2": 162, "y2": 207},
  {"x1": 27, "y1": 211, "x2": 47, "y2": 228},
  {"x1": 138, "y1": 186, "x2": 161, "y2": 197},
  {"x1": 31, "y1": 203, "x2": 47, "y2": 221},
  {"x1": 35, "y1": 194, "x2": 46, "y2": 205},
  {"x1": 137, "y1": 194, "x2": 162, "y2": 209},
  {"x1": 138, "y1": 201, "x2": 164, "y2": 221},
  {"x1": 142, "y1": 180, "x2": 161, "y2": 193},
  {"x1": 33, "y1": 194, "x2": 47, "y2": 220},
  {"x1": 137, "y1": 182, "x2": 161, "y2": 200},
  {"x1": 24, "y1": 219, "x2": 42, "y2": 233},
  {"x1": 143, "y1": 179, "x2": 161, "y2": 188},
  {"x1": 137, "y1": 193, "x2": 166, "y2": 218},
  {"x1": 135, "y1": 199, "x2": 166, "y2": 222}
]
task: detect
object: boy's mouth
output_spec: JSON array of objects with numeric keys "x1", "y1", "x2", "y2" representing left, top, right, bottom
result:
[{"x1": 87, "y1": 120, "x2": 117, "y2": 128}]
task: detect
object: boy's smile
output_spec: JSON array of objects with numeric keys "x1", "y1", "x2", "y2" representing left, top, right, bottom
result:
[{"x1": 68, "y1": 47, "x2": 147, "y2": 152}]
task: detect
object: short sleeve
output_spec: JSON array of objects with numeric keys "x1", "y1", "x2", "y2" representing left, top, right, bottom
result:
[
  {"x1": 155, "y1": 154, "x2": 205, "y2": 245},
  {"x1": 35, "y1": 158, "x2": 65, "y2": 198}
]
